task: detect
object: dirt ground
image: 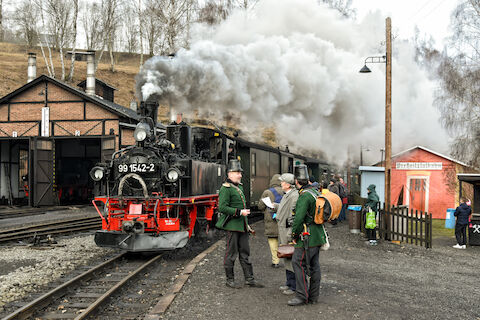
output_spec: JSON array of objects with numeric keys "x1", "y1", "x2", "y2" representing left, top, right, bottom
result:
[{"x1": 163, "y1": 221, "x2": 480, "y2": 320}]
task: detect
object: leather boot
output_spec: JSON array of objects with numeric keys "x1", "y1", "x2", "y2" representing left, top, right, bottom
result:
[
  {"x1": 245, "y1": 278, "x2": 264, "y2": 288},
  {"x1": 225, "y1": 267, "x2": 237, "y2": 288}
]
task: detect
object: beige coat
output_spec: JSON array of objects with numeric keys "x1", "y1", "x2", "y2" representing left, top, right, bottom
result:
[{"x1": 274, "y1": 187, "x2": 298, "y2": 271}]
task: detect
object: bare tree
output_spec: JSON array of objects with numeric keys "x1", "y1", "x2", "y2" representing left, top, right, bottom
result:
[
  {"x1": 319, "y1": 0, "x2": 356, "y2": 18},
  {"x1": 14, "y1": 0, "x2": 38, "y2": 47},
  {"x1": 430, "y1": 0, "x2": 480, "y2": 166},
  {"x1": 67, "y1": 0, "x2": 79, "y2": 81},
  {"x1": 143, "y1": 0, "x2": 164, "y2": 56},
  {"x1": 123, "y1": 3, "x2": 139, "y2": 54},
  {"x1": 198, "y1": 1, "x2": 229, "y2": 25},
  {"x1": 150, "y1": 0, "x2": 196, "y2": 54},
  {"x1": 95, "y1": 0, "x2": 119, "y2": 72},
  {"x1": 82, "y1": 1, "x2": 103, "y2": 50},
  {"x1": 34, "y1": 0, "x2": 55, "y2": 78},
  {"x1": 138, "y1": 0, "x2": 144, "y2": 65}
]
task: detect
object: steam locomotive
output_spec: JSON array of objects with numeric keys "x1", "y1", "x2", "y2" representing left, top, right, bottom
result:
[{"x1": 90, "y1": 100, "x2": 358, "y2": 252}]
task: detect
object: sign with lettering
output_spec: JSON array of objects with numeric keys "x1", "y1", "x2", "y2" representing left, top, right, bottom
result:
[
  {"x1": 41, "y1": 107, "x2": 49, "y2": 137},
  {"x1": 396, "y1": 162, "x2": 443, "y2": 170}
]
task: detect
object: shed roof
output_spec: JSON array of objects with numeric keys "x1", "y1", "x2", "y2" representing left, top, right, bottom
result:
[
  {"x1": 392, "y1": 146, "x2": 469, "y2": 168},
  {"x1": 0, "y1": 74, "x2": 139, "y2": 122}
]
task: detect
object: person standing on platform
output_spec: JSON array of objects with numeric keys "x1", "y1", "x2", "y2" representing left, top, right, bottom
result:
[
  {"x1": 216, "y1": 160, "x2": 263, "y2": 288},
  {"x1": 328, "y1": 178, "x2": 340, "y2": 225},
  {"x1": 275, "y1": 173, "x2": 298, "y2": 295},
  {"x1": 365, "y1": 184, "x2": 380, "y2": 246},
  {"x1": 288, "y1": 165, "x2": 327, "y2": 306},
  {"x1": 453, "y1": 197, "x2": 472, "y2": 249},
  {"x1": 258, "y1": 174, "x2": 284, "y2": 268},
  {"x1": 338, "y1": 177, "x2": 348, "y2": 222}
]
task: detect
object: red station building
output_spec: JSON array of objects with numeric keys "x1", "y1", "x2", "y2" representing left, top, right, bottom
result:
[{"x1": 390, "y1": 146, "x2": 476, "y2": 219}]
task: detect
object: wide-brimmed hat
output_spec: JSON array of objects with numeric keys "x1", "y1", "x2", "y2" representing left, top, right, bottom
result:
[{"x1": 227, "y1": 159, "x2": 243, "y2": 172}]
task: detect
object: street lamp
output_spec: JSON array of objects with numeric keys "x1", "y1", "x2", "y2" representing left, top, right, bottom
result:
[
  {"x1": 359, "y1": 17, "x2": 392, "y2": 209},
  {"x1": 360, "y1": 145, "x2": 370, "y2": 166}
]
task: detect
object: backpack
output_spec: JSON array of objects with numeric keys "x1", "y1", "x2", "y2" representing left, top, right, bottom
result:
[
  {"x1": 305, "y1": 189, "x2": 342, "y2": 225},
  {"x1": 269, "y1": 187, "x2": 283, "y2": 204},
  {"x1": 338, "y1": 183, "x2": 347, "y2": 199}
]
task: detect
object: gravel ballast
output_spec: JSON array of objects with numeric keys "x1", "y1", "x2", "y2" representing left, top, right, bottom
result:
[
  {"x1": 163, "y1": 221, "x2": 480, "y2": 320},
  {"x1": 0, "y1": 234, "x2": 113, "y2": 310}
]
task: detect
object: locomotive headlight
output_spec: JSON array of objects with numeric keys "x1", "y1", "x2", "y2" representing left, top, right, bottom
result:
[
  {"x1": 166, "y1": 168, "x2": 180, "y2": 182},
  {"x1": 90, "y1": 166, "x2": 105, "y2": 181},
  {"x1": 134, "y1": 122, "x2": 151, "y2": 142}
]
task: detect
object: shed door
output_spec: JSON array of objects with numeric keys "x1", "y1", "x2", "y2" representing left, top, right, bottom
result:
[
  {"x1": 101, "y1": 136, "x2": 116, "y2": 162},
  {"x1": 409, "y1": 178, "x2": 426, "y2": 212},
  {"x1": 32, "y1": 137, "x2": 54, "y2": 206}
]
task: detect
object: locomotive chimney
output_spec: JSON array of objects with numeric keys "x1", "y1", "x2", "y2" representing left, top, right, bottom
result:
[
  {"x1": 86, "y1": 51, "x2": 95, "y2": 96},
  {"x1": 139, "y1": 99, "x2": 159, "y2": 126},
  {"x1": 27, "y1": 53, "x2": 36, "y2": 83}
]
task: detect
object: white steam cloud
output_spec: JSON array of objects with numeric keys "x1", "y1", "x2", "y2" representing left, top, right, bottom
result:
[{"x1": 135, "y1": 0, "x2": 449, "y2": 165}]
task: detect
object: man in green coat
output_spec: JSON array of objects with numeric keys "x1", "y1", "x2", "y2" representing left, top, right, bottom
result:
[
  {"x1": 288, "y1": 164, "x2": 327, "y2": 306},
  {"x1": 215, "y1": 159, "x2": 263, "y2": 288}
]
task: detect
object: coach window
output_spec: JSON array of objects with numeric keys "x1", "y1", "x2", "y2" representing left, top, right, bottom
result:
[{"x1": 251, "y1": 152, "x2": 256, "y2": 176}]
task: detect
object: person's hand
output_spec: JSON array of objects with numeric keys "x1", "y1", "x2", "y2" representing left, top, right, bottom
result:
[
  {"x1": 240, "y1": 209, "x2": 250, "y2": 216},
  {"x1": 292, "y1": 239, "x2": 297, "y2": 245}
]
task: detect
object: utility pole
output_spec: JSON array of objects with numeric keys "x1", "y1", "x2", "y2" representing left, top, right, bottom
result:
[{"x1": 385, "y1": 17, "x2": 392, "y2": 209}]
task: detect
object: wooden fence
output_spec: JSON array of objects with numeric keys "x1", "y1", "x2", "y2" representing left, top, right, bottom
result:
[{"x1": 361, "y1": 205, "x2": 433, "y2": 248}]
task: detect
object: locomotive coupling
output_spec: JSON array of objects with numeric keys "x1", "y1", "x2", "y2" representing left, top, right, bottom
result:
[{"x1": 122, "y1": 220, "x2": 145, "y2": 234}]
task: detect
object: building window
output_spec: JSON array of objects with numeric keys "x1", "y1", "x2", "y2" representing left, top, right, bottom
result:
[{"x1": 251, "y1": 153, "x2": 256, "y2": 176}]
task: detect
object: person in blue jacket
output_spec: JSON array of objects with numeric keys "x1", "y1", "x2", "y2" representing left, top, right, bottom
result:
[{"x1": 453, "y1": 197, "x2": 472, "y2": 249}]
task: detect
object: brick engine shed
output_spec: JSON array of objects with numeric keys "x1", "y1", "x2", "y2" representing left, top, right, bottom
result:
[
  {"x1": 390, "y1": 146, "x2": 475, "y2": 219},
  {"x1": 0, "y1": 66, "x2": 148, "y2": 206}
]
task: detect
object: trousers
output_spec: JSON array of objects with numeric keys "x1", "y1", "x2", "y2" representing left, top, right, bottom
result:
[
  {"x1": 455, "y1": 223, "x2": 467, "y2": 246},
  {"x1": 292, "y1": 246, "x2": 321, "y2": 302},
  {"x1": 366, "y1": 228, "x2": 376, "y2": 240},
  {"x1": 224, "y1": 231, "x2": 254, "y2": 280},
  {"x1": 286, "y1": 269, "x2": 296, "y2": 290},
  {"x1": 267, "y1": 237, "x2": 279, "y2": 264}
]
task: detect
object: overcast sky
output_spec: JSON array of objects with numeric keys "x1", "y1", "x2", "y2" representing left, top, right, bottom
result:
[{"x1": 352, "y1": 0, "x2": 460, "y2": 49}]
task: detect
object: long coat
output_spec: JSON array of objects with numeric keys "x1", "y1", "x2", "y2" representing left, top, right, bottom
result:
[
  {"x1": 215, "y1": 181, "x2": 248, "y2": 232},
  {"x1": 275, "y1": 188, "x2": 299, "y2": 245},
  {"x1": 258, "y1": 174, "x2": 283, "y2": 237},
  {"x1": 275, "y1": 188, "x2": 298, "y2": 272}
]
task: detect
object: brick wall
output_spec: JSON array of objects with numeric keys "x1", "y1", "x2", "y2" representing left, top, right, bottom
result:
[
  {"x1": 0, "y1": 104, "x2": 7, "y2": 121},
  {"x1": 10, "y1": 83, "x2": 45, "y2": 103},
  {"x1": 47, "y1": 83, "x2": 80, "y2": 101},
  {"x1": 121, "y1": 128, "x2": 135, "y2": 146},
  {"x1": 0, "y1": 122, "x2": 39, "y2": 137},
  {"x1": 50, "y1": 102, "x2": 84, "y2": 120},
  {"x1": 10, "y1": 103, "x2": 43, "y2": 121},
  {"x1": 86, "y1": 102, "x2": 118, "y2": 120}
]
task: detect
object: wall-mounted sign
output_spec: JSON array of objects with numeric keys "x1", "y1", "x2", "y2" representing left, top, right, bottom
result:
[
  {"x1": 75, "y1": 130, "x2": 81, "y2": 136},
  {"x1": 396, "y1": 162, "x2": 443, "y2": 170}
]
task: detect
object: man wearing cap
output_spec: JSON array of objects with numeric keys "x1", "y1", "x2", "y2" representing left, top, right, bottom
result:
[
  {"x1": 288, "y1": 165, "x2": 327, "y2": 306},
  {"x1": 275, "y1": 173, "x2": 299, "y2": 295},
  {"x1": 216, "y1": 159, "x2": 263, "y2": 288}
]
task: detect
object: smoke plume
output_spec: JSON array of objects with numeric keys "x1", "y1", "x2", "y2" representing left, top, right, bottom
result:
[{"x1": 135, "y1": 0, "x2": 448, "y2": 165}]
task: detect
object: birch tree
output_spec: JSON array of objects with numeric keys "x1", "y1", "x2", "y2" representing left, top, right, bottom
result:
[
  {"x1": 433, "y1": 0, "x2": 480, "y2": 166},
  {"x1": 67, "y1": 0, "x2": 79, "y2": 81},
  {"x1": 14, "y1": 0, "x2": 38, "y2": 47}
]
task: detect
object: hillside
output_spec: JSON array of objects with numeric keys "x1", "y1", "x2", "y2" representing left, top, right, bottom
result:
[{"x1": 0, "y1": 42, "x2": 142, "y2": 112}]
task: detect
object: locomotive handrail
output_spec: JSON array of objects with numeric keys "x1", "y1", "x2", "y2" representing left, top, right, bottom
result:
[{"x1": 92, "y1": 200, "x2": 107, "y2": 224}]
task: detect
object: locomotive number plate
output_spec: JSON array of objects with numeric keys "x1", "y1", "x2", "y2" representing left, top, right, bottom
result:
[{"x1": 118, "y1": 163, "x2": 156, "y2": 173}]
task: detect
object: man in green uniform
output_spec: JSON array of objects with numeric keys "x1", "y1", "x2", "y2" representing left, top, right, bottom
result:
[
  {"x1": 288, "y1": 164, "x2": 327, "y2": 306},
  {"x1": 216, "y1": 159, "x2": 263, "y2": 288}
]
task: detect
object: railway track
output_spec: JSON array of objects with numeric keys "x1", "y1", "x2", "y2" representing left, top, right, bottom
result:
[
  {"x1": 1, "y1": 252, "x2": 163, "y2": 320},
  {"x1": 0, "y1": 216, "x2": 102, "y2": 243},
  {"x1": 0, "y1": 206, "x2": 85, "y2": 220}
]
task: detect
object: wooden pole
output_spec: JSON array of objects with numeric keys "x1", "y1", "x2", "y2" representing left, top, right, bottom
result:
[{"x1": 385, "y1": 17, "x2": 392, "y2": 208}]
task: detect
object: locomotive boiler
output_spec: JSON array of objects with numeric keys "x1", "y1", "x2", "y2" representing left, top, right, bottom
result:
[{"x1": 90, "y1": 100, "x2": 225, "y2": 251}]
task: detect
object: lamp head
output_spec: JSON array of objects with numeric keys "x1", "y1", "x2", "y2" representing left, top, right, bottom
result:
[{"x1": 359, "y1": 65, "x2": 372, "y2": 73}]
